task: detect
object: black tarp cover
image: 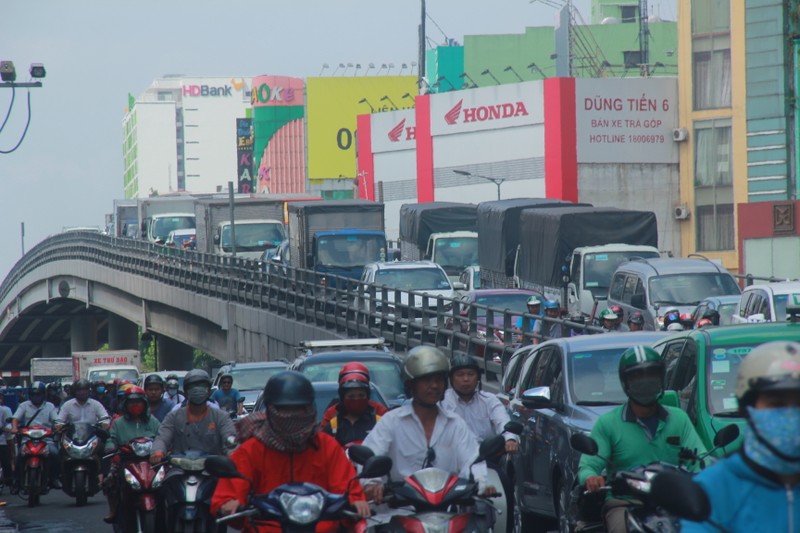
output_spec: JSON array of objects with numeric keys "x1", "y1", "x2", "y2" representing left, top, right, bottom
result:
[
  {"x1": 477, "y1": 198, "x2": 581, "y2": 275},
  {"x1": 517, "y1": 206, "x2": 658, "y2": 287},
  {"x1": 399, "y1": 202, "x2": 478, "y2": 249},
  {"x1": 287, "y1": 200, "x2": 384, "y2": 216}
]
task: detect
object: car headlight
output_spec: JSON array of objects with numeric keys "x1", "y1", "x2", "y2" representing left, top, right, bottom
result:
[
  {"x1": 131, "y1": 440, "x2": 153, "y2": 457},
  {"x1": 152, "y1": 466, "x2": 166, "y2": 489},
  {"x1": 63, "y1": 439, "x2": 98, "y2": 459},
  {"x1": 124, "y1": 469, "x2": 142, "y2": 490},
  {"x1": 279, "y1": 492, "x2": 325, "y2": 525}
]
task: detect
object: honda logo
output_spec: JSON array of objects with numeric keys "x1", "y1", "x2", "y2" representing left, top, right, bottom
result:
[{"x1": 444, "y1": 99, "x2": 529, "y2": 124}]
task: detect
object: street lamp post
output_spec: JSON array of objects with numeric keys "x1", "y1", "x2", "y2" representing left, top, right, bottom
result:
[{"x1": 453, "y1": 170, "x2": 506, "y2": 200}]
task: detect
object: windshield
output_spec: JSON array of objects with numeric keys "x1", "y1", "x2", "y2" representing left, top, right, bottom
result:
[
  {"x1": 649, "y1": 273, "x2": 740, "y2": 307},
  {"x1": 231, "y1": 366, "x2": 286, "y2": 390},
  {"x1": 171, "y1": 233, "x2": 195, "y2": 248},
  {"x1": 706, "y1": 344, "x2": 758, "y2": 415},
  {"x1": 221, "y1": 223, "x2": 286, "y2": 253},
  {"x1": 433, "y1": 237, "x2": 479, "y2": 274},
  {"x1": 569, "y1": 348, "x2": 629, "y2": 404},
  {"x1": 152, "y1": 216, "x2": 195, "y2": 241},
  {"x1": 88, "y1": 368, "x2": 139, "y2": 382},
  {"x1": 584, "y1": 251, "x2": 660, "y2": 299},
  {"x1": 316, "y1": 234, "x2": 386, "y2": 268},
  {"x1": 718, "y1": 303, "x2": 737, "y2": 325},
  {"x1": 474, "y1": 294, "x2": 532, "y2": 317},
  {"x1": 375, "y1": 268, "x2": 452, "y2": 291},
  {"x1": 302, "y1": 360, "x2": 404, "y2": 400},
  {"x1": 772, "y1": 294, "x2": 795, "y2": 322}
]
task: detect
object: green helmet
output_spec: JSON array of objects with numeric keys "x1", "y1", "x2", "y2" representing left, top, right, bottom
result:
[
  {"x1": 736, "y1": 341, "x2": 800, "y2": 409},
  {"x1": 618, "y1": 346, "x2": 665, "y2": 405}
]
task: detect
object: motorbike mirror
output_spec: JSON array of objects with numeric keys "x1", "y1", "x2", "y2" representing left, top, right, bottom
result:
[
  {"x1": 359, "y1": 455, "x2": 392, "y2": 479},
  {"x1": 475, "y1": 435, "x2": 505, "y2": 464},
  {"x1": 347, "y1": 444, "x2": 375, "y2": 466},
  {"x1": 712, "y1": 424, "x2": 740, "y2": 449},
  {"x1": 650, "y1": 471, "x2": 711, "y2": 522},
  {"x1": 569, "y1": 433, "x2": 598, "y2": 456},
  {"x1": 504, "y1": 421, "x2": 523, "y2": 436},
  {"x1": 205, "y1": 456, "x2": 245, "y2": 480}
]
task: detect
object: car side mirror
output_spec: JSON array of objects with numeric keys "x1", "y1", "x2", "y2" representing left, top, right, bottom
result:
[
  {"x1": 452, "y1": 282, "x2": 466, "y2": 290},
  {"x1": 747, "y1": 313, "x2": 766, "y2": 323},
  {"x1": 631, "y1": 294, "x2": 646, "y2": 310},
  {"x1": 521, "y1": 386, "x2": 552, "y2": 409},
  {"x1": 213, "y1": 234, "x2": 220, "y2": 244}
]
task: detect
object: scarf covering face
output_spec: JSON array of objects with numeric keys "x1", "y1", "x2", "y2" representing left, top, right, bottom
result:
[{"x1": 236, "y1": 404, "x2": 317, "y2": 452}]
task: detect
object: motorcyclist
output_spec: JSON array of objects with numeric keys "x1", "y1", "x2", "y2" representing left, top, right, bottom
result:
[
  {"x1": 515, "y1": 295, "x2": 541, "y2": 343},
  {"x1": 0, "y1": 394, "x2": 11, "y2": 491},
  {"x1": 11, "y1": 381, "x2": 60, "y2": 490},
  {"x1": 55, "y1": 378, "x2": 111, "y2": 430},
  {"x1": 210, "y1": 372, "x2": 244, "y2": 417},
  {"x1": 212, "y1": 371, "x2": 370, "y2": 530},
  {"x1": 162, "y1": 374, "x2": 186, "y2": 405},
  {"x1": 143, "y1": 374, "x2": 174, "y2": 422},
  {"x1": 362, "y1": 345, "x2": 495, "y2": 504},
  {"x1": 102, "y1": 385, "x2": 160, "y2": 524},
  {"x1": 93, "y1": 380, "x2": 113, "y2": 413},
  {"x1": 532, "y1": 300, "x2": 562, "y2": 344},
  {"x1": 627, "y1": 311, "x2": 645, "y2": 332},
  {"x1": 321, "y1": 366, "x2": 382, "y2": 447},
  {"x1": 599, "y1": 309, "x2": 620, "y2": 332},
  {"x1": 610, "y1": 305, "x2": 629, "y2": 332},
  {"x1": 578, "y1": 346, "x2": 706, "y2": 533},
  {"x1": 320, "y1": 362, "x2": 388, "y2": 428},
  {"x1": 681, "y1": 341, "x2": 800, "y2": 532},
  {"x1": 46, "y1": 382, "x2": 65, "y2": 408},
  {"x1": 661, "y1": 308, "x2": 681, "y2": 331}
]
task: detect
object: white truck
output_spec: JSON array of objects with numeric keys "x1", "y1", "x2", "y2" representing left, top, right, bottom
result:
[
  {"x1": 72, "y1": 350, "x2": 141, "y2": 383},
  {"x1": 113, "y1": 199, "x2": 139, "y2": 239},
  {"x1": 138, "y1": 194, "x2": 198, "y2": 244},
  {"x1": 30, "y1": 358, "x2": 73, "y2": 384}
]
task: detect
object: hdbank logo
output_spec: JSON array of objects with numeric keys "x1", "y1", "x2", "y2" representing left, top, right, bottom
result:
[{"x1": 182, "y1": 84, "x2": 233, "y2": 97}]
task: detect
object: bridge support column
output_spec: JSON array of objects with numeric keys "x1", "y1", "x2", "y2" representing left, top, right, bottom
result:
[
  {"x1": 70, "y1": 316, "x2": 98, "y2": 353},
  {"x1": 157, "y1": 336, "x2": 194, "y2": 371},
  {"x1": 108, "y1": 314, "x2": 139, "y2": 350}
]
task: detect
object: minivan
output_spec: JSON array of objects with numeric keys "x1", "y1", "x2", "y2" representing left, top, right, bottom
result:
[{"x1": 607, "y1": 257, "x2": 741, "y2": 330}]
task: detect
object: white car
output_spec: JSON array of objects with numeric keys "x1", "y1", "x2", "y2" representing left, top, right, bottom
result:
[{"x1": 730, "y1": 281, "x2": 800, "y2": 323}]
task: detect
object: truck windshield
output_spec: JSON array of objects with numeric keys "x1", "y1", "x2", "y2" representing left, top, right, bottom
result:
[
  {"x1": 583, "y1": 251, "x2": 660, "y2": 299},
  {"x1": 705, "y1": 344, "x2": 757, "y2": 415},
  {"x1": 649, "y1": 273, "x2": 740, "y2": 307},
  {"x1": 317, "y1": 234, "x2": 386, "y2": 268},
  {"x1": 374, "y1": 268, "x2": 452, "y2": 291},
  {"x1": 433, "y1": 237, "x2": 479, "y2": 274},
  {"x1": 221, "y1": 223, "x2": 286, "y2": 253},
  {"x1": 152, "y1": 216, "x2": 195, "y2": 242},
  {"x1": 87, "y1": 368, "x2": 140, "y2": 382}
]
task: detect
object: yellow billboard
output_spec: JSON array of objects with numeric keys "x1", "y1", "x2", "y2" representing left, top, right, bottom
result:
[{"x1": 306, "y1": 76, "x2": 418, "y2": 180}]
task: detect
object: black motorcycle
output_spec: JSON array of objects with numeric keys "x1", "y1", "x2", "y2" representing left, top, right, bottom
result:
[
  {"x1": 60, "y1": 422, "x2": 106, "y2": 506},
  {"x1": 162, "y1": 450, "x2": 221, "y2": 533}
]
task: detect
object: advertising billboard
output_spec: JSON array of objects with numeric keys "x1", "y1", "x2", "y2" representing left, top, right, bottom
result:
[
  {"x1": 371, "y1": 108, "x2": 416, "y2": 153},
  {"x1": 236, "y1": 118, "x2": 254, "y2": 193},
  {"x1": 306, "y1": 76, "x2": 417, "y2": 180}
]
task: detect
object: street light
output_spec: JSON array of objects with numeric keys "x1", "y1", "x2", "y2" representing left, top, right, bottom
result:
[{"x1": 453, "y1": 170, "x2": 506, "y2": 200}]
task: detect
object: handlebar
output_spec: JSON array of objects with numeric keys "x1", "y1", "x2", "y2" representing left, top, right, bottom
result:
[{"x1": 216, "y1": 508, "x2": 258, "y2": 524}]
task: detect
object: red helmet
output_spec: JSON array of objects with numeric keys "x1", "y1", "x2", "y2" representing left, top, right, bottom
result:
[
  {"x1": 338, "y1": 362, "x2": 370, "y2": 382},
  {"x1": 610, "y1": 305, "x2": 623, "y2": 316},
  {"x1": 697, "y1": 318, "x2": 713, "y2": 328},
  {"x1": 339, "y1": 371, "x2": 370, "y2": 390}
]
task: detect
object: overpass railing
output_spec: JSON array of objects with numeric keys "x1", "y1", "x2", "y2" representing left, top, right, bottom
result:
[{"x1": 0, "y1": 232, "x2": 604, "y2": 378}]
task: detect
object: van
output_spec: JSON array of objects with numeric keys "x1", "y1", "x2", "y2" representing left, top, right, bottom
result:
[
  {"x1": 730, "y1": 281, "x2": 800, "y2": 324},
  {"x1": 607, "y1": 257, "x2": 741, "y2": 330}
]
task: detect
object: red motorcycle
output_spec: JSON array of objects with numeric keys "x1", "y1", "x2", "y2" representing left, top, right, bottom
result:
[
  {"x1": 111, "y1": 436, "x2": 165, "y2": 533},
  {"x1": 19, "y1": 425, "x2": 54, "y2": 507}
]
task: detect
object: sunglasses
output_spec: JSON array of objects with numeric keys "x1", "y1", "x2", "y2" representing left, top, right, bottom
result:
[{"x1": 422, "y1": 446, "x2": 436, "y2": 469}]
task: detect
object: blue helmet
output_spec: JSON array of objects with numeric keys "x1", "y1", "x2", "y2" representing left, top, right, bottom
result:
[
  {"x1": 29, "y1": 381, "x2": 46, "y2": 395},
  {"x1": 544, "y1": 300, "x2": 559, "y2": 310}
]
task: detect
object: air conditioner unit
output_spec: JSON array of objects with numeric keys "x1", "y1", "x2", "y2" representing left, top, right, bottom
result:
[
  {"x1": 674, "y1": 205, "x2": 691, "y2": 220},
  {"x1": 673, "y1": 127, "x2": 689, "y2": 142}
]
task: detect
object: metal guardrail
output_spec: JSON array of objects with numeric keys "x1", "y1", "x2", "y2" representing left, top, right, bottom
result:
[{"x1": 0, "y1": 232, "x2": 604, "y2": 379}]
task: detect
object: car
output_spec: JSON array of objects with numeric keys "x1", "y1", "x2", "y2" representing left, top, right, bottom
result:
[
  {"x1": 290, "y1": 338, "x2": 406, "y2": 407},
  {"x1": 729, "y1": 281, "x2": 800, "y2": 324},
  {"x1": 507, "y1": 331, "x2": 668, "y2": 532},
  {"x1": 651, "y1": 319, "x2": 800, "y2": 457},
  {"x1": 496, "y1": 343, "x2": 536, "y2": 406},
  {"x1": 137, "y1": 370, "x2": 188, "y2": 389},
  {"x1": 451, "y1": 289, "x2": 543, "y2": 353},
  {"x1": 252, "y1": 381, "x2": 390, "y2": 423},
  {"x1": 607, "y1": 257, "x2": 741, "y2": 331},
  {"x1": 691, "y1": 295, "x2": 741, "y2": 327},
  {"x1": 212, "y1": 361, "x2": 290, "y2": 413},
  {"x1": 165, "y1": 228, "x2": 196, "y2": 249},
  {"x1": 458, "y1": 265, "x2": 481, "y2": 292}
]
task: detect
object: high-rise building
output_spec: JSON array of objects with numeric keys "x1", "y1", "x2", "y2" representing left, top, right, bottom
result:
[{"x1": 122, "y1": 76, "x2": 251, "y2": 199}]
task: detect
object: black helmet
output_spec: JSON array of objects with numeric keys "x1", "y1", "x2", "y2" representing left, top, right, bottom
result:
[
  {"x1": 73, "y1": 379, "x2": 91, "y2": 391},
  {"x1": 262, "y1": 371, "x2": 314, "y2": 407},
  {"x1": 628, "y1": 311, "x2": 645, "y2": 326},
  {"x1": 183, "y1": 369, "x2": 211, "y2": 392},
  {"x1": 144, "y1": 374, "x2": 165, "y2": 388},
  {"x1": 449, "y1": 354, "x2": 481, "y2": 376}
]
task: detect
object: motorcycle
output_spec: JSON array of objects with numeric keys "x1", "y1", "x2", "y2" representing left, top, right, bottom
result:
[
  {"x1": 162, "y1": 450, "x2": 221, "y2": 533},
  {"x1": 18, "y1": 425, "x2": 54, "y2": 507},
  {"x1": 109, "y1": 437, "x2": 166, "y2": 533},
  {"x1": 206, "y1": 453, "x2": 392, "y2": 533},
  {"x1": 60, "y1": 422, "x2": 105, "y2": 506}
]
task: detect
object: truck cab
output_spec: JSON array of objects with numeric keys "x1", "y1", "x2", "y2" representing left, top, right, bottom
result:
[
  {"x1": 313, "y1": 229, "x2": 387, "y2": 281},
  {"x1": 142, "y1": 212, "x2": 196, "y2": 244},
  {"x1": 425, "y1": 230, "x2": 479, "y2": 281},
  {"x1": 213, "y1": 218, "x2": 286, "y2": 260}
]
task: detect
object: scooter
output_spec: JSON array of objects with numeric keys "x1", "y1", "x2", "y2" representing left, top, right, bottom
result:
[
  {"x1": 60, "y1": 422, "x2": 105, "y2": 506},
  {"x1": 207, "y1": 453, "x2": 392, "y2": 533},
  {"x1": 110, "y1": 437, "x2": 166, "y2": 533},
  {"x1": 18, "y1": 425, "x2": 53, "y2": 507},
  {"x1": 162, "y1": 450, "x2": 220, "y2": 533}
]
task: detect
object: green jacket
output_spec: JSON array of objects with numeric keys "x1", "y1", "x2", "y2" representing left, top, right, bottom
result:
[
  {"x1": 106, "y1": 415, "x2": 160, "y2": 452},
  {"x1": 578, "y1": 403, "x2": 707, "y2": 488}
]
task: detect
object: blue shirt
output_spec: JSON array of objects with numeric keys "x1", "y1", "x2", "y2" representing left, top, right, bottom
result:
[{"x1": 210, "y1": 388, "x2": 242, "y2": 413}]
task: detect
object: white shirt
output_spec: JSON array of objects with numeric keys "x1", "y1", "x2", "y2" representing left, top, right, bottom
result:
[
  {"x1": 362, "y1": 402, "x2": 487, "y2": 485},
  {"x1": 0, "y1": 405, "x2": 11, "y2": 444},
  {"x1": 441, "y1": 389, "x2": 519, "y2": 444},
  {"x1": 56, "y1": 398, "x2": 110, "y2": 426}
]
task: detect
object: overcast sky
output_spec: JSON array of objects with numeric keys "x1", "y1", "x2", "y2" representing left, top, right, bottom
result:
[{"x1": 0, "y1": 0, "x2": 678, "y2": 279}]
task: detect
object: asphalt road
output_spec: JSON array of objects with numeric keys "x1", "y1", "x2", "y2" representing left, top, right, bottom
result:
[{"x1": 3, "y1": 486, "x2": 106, "y2": 532}]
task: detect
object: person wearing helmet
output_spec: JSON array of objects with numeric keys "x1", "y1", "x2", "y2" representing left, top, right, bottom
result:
[
  {"x1": 362, "y1": 345, "x2": 495, "y2": 505},
  {"x1": 696, "y1": 318, "x2": 713, "y2": 329},
  {"x1": 666, "y1": 322, "x2": 685, "y2": 332},
  {"x1": 609, "y1": 305, "x2": 629, "y2": 332},
  {"x1": 627, "y1": 311, "x2": 645, "y2": 332},
  {"x1": 515, "y1": 295, "x2": 542, "y2": 343},
  {"x1": 681, "y1": 341, "x2": 800, "y2": 533},
  {"x1": 578, "y1": 346, "x2": 706, "y2": 533},
  {"x1": 533, "y1": 300, "x2": 563, "y2": 344},
  {"x1": 661, "y1": 308, "x2": 682, "y2": 331},
  {"x1": 93, "y1": 380, "x2": 113, "y2": 413},
  {"x1": 10, "y1": 381, "x2": 60, "y2": 492},
  {"x1": 162, "y1": 374, "x2": 186, "y2": 406},
  {"x1": 600, "y1": 309, "x2": 620, "y2": 332},
  {"x1": 212, "y1": 371, "x2": 370, "y2": 525},
  {"x1": 111, "y1": 380, "x2": 133, "y2": 419},
  {"x1": 702, "y1": 309, "x2": 721, "y2": 327},
  {"x1": 55, "y1": 378, "x2": 110, "y2": 431},
  {"x1": 46, "y1": 381, "x2": 65, "y2": 408},
  {"x1": 321, "y1": 365, "x2": 384, "y2": 448},
  {"x1": 102, "y1": 386, "x2": 160, "y2": 524},
  {"x1": 210, "y1": 373, "x2": 244, "y2": 417},
  {"x1": 320, "y1": 362, "x2": 389, "y2": 428},
  {"x1": 143, "y1": 374, "x2": 174, "y2": 422}
]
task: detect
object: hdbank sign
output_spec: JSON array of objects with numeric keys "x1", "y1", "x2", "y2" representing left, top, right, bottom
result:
[
  {"x1": 250, "y1": 75, "x2": 305, "y2": 107},
  {"x1": 182, "y1": 84, "x2": 233, "y2": 97}
]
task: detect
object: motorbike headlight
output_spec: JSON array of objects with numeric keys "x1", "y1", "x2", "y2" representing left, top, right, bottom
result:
[
  {"x1": 279, "y1": 492, "x2": 325, "y2": 525},
  {"x1": 152, "y1": 466, "x2": 166, "y2": 489},
  {"x1": 131, "y1": 440, "x2": 153, "y2": 457},
  {"x1": 124, "y1": 469, "x2": 142, "y2": 491},
  {"x1": 626, "y1": 478, "x2": 651, "y2": 493},
  {"x1": 26, "y1": 429, "x2": 47, "y2": 439},
  {"x1": 63, "y1": 439, "x2": 97, "y2": 459}
]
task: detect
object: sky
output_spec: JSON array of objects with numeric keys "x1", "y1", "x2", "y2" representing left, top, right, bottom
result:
[{"x1": 0, "y1": 0, "x2": 678, "y2": 280}]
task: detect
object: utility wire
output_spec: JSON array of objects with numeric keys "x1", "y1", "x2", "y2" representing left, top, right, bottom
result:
[
  {"x1": 0, "y1": 85, "x2": 15, "y2": 133},
  {"x1": 426, "y1": 13, "x2": 449, "y2": 42},
  {"x1": 0, "y1": 90, "x2": 32, "y2": 154}
]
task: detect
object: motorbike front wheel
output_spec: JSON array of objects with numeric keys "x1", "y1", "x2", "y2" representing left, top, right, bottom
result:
[
  {"x1": 139, "y1": 508, "x2": 157, "y2": 533},
  {"x1": 26, "y1": 466, "x2": 40, "y2": 507},
  {"x1": 73, "y1": 470, "x2": 87, "y2": 506}
]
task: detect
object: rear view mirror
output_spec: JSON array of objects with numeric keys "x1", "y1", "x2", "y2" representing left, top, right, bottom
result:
[
  {"x1": 347, "y1": 444, "x2": 375, "y2": 466},
  {"x1": 713, "y1": 424, "x2": 740, "y2": 449},
  {"x1": 453, "y1": 282, "x2": 467, "y2": 290},
  {"x1": 569, "y1": 433, "x2": 598, "y2": 456},
  {"x1": 651, "y1": 471, "x2": 711, "y2": 522},
  {"x1": 205, "y1": 456, "x2": 244, "y2": 479},
  {"x1": 359, "y1": 455, "x2": 392, "y2": 479},
  {"x1": 504, "y1": 421, "x2": 523, "y2": 435},
  {"x1": 521, "y1": 386, "x2": 552, "y2": 409},
  {"x1": 476, "y1": 435, "x2": 505, "y2": 463}
]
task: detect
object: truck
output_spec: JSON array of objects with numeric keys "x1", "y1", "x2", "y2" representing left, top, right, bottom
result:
[
  {"x1": 286, "y1": 200, "x2": 387, "y2": 282},
  {"x1": 138, "y1": 194, "x2": 198, "y2": 244},
  {"x1": 514, "y1": 205, "x2": 660, "y2": 317},
  {"x1": 194, "y1": 195, "x2": 318, "y2": 260},
  {"x1": 72, "y1": 350, "x2": 141, "y2": 383},
  {"x1": 30, "y1": 357, "x2": 73, "y2": 384},
  {"x1": 398, "y1": 202, "x2": 479, "y2": 280},
  {"x1": 477, "y1": 198, "x2": 580, "y2": 289},
  {"x1": 113, "y1": 199, "x2": 139, "y2": 239}
]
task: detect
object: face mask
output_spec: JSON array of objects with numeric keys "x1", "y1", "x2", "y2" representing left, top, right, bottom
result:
[
  {"x1": 167, "y1": 384, "x2": 178, "y2": 394},
  {"x1": 127, "y1": 403, "x2": 146, "y2": 417},
  {"x1": 30, "y1": 394, "x2": 44, "y2": 407},
  {"x1": 627, "y1": 377, "x2": 663, "y2": 406},
  {"x1": 343, "y1": 397, "x2": 370, "y2": 415},
  {"x1": 75, "y1": 390, "x2": 90, "y2": 402},
  {"x1": 187, "y1": 386, "x2": 209, "y2": 405},
  {"x1": 96, "y1": 387, "x2": 106, "y2": 395},
  {"x1": 744, "y1": 406, "x2": 800, "y2": 474}
]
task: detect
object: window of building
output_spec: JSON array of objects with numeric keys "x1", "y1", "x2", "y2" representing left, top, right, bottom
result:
[
  {"x1": 694, "y1": 120, "x2": 734, "y2": 251},
  {"x1": 692, "y1": 0, "x2": 731, "y2": 110},
  {"x1": 623, "y1": 51, "x2": 642, "y2": 69},
  {"x1": 620, "y1": 5, "x2": 638, "y2": 23}
]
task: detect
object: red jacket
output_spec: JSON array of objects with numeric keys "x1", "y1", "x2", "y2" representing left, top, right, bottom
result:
[
  {"x1": 320, "y1": 400, "x2": 388, "y2": 428},
  {"x1": 211, "y1": 432, "x2": 366, "y2": 532}
]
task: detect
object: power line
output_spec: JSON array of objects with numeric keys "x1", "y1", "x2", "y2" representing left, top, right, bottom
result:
[
  {"x1": 0, "y1": 85, "x2": 15, "y2": 133},
  {"x1": 0, "y1": 90, "x2": 32, "y2": 154},
  {"x1": 426, "y1": 13, "x2": 449, "y2": 42}
]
